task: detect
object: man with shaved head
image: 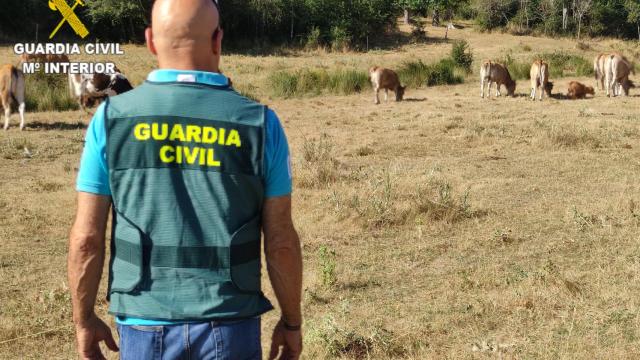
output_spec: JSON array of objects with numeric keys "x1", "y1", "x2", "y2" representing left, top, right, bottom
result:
[{"x1": 68, "y1": 0, "x2": 303, "y2": 358}]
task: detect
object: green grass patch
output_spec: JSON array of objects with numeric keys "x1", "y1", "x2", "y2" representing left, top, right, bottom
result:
[
  {"x1": 500, "y1": 50, "x2": 594, "y2": 81},
  {"x1": 267, "y1": 68, "x2": 368, "y2": 98},
  {"x1": 398, "y1": 59, "x2": 464, "y2": 88},
  {"x1": 24, "y1": 72, "x2": 78, "y2": 112}
]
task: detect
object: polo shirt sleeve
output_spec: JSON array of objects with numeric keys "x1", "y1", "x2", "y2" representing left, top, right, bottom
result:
[
  {"x1": 263, "y1": 109, "x2": 292, "y2": 198},
  {"x1": 76, "y1": 103, "x2": 111, "y2": 196}
]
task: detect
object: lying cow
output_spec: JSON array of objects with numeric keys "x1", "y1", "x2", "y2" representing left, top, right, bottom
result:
[
  {"x1": 529, "y1": 60, "x2": 553, "y2": 101},
  {"x1": 604, "y1": 53, "x2": 635, "y2": 97},
  {"x1": 369, "y1": 66, "x2": 405, "y2": 104},
  {"x1": 567, "y1": 81, "x2": 595, "y2": 100},
  {"x1": 69, "y1": 70, "x2": 133, "y2": 109},
  {"x1": 0, "y1": 64, "x2": 26, "y2": 131},
  {"x1": 480, "y1": 61, "x2": 516, "y2": 98}
]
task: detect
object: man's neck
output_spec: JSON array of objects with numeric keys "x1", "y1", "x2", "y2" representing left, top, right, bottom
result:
[{"x1": 157, "y1": 59, "x2": 220, "y2": 73}]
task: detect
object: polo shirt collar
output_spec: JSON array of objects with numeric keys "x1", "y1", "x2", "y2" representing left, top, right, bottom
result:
[{"x1": 147, "y1": 69, "x2": 229, "y2": 86}]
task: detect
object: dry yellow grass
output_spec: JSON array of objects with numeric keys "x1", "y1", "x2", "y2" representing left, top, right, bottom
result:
[{"x1": 1, "y1": 25, "x2": 640, "y2": 359}]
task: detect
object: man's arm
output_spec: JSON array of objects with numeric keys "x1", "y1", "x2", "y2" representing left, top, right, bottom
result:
[
  {"x1": 68, "y1": 192, "x2": 118, "y2": 358},
  {"x1": 263, "y1": 195, "x2": 303, "y2": 359}
]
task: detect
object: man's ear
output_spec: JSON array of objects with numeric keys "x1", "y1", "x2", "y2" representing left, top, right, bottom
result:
[
  {"x1": 212, "y1": 28, "x2": 224, "y2": 56},
  {"x1": 145, "y1": 27, "x2": 157, "y2": 55}
]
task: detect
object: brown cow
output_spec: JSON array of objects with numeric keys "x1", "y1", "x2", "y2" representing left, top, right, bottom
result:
[
  {"x1": 369, "y1": 66, "x2": 405, "y2": 104},
  {"x1": 567, "y1": 81, "x2": 595, "y2": 100},
  {"x1": 480, "y1": 61, "x2": 516, "y2": 98},
  {"x1": 529, "y1": 60, "x2": 553, "y2": 101},
  {"x1": 0, "y1": 64, "x2": 26, "y2": 130},
  {"x1": 604, "y1": 53, "x2": 635, "y2": 97}
]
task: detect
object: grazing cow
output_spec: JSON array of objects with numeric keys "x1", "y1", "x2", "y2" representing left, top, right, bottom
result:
[
  {"x1": 369, "y1": 66, "x2": 405, "y2": 104},
  {"x1": 567, "y1": 81, "x2": 595, "y2": 100},
  {"x1": 69, "y1": 70, "x2": 133, "y2": 109},
  {"x1": 529, "y1": 60, "x2": 553, "y2": 101},
  {"x1": 604, "y1": 53, "x2": 635, "y2": 97},
  {"x1": 0, "y1": 65, "x2": 26, "y2": 131},
  {"x1": 480, "y1": 61, "x2": 516, "y2": 98}
]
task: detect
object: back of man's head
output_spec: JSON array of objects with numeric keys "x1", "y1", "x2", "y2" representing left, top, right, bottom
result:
[{"x1": 147, "y1": 0, "x2": 222, "y2": 71}]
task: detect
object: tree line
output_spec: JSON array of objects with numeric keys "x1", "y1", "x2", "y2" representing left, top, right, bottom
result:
[{"x1": 0, "y1": 0, "x2": 639, "y2": 47}]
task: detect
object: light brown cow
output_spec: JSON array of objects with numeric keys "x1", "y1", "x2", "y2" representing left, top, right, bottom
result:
[
  {"x1": 594, "y1": 53, "x2": 608, "y2": 91},
  {"x1": 480, "y1": 61, "x2": 516, "y2": 98},
  {"x1": 369, "y1": 66, "x2": 405, "y2": 104},
  {"x1": 0, "y1": 64, "x2": 26, "y2": 130},
  {"x1": 604, "y1": 53, "x2": 635, "y2": 97},
  {"x1": 529, "y1": 60, "x2": 553, "y2": 101},
  {"x1": 567, "y1": 81, "x2": 595, "y2": 100}
]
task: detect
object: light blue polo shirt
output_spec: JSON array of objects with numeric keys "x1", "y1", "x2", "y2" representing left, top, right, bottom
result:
[{"x1": 76, "y1": 69, "x2": 292, "y2": 326}]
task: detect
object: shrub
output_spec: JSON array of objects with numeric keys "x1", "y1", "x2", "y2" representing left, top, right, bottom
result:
[
  {"x1": 539, "y1": 51, "x2": 594, "y2": 78},
  {"x1": 24, "y1": 72, "x2": 78, "y2": 112},
  {"x1": 501, "y1": 53, "x2": 531, "y2": 80},
  {"x1": 397, "y1": 60, "x2": 430, "y2": 88},
  {"x1": 305, "y1": 26, "x2": 322, "y2": 50},
  {"x1": 451, "y1": 40, "x2": 474, "y2": 73},
  {"x1": 330, "y1": 26, "x2": 350, "y2": 52},
  {"x1": 424, "y1": 58, "x2": 464, "y2": 86}
]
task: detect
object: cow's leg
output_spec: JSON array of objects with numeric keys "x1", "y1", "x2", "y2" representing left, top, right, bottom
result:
[
  {"x1": 374, "y1": 87, "x2": 380, "y2": 105},
  {"x1": 15, "y1": 74, "x2": 26, "y2": 131},
  {"x1": 530, "y1": 85, "x2": 536, "y2": 101},
  {"x1": 2, "y1": 99, "x2": 10, "y2": 131},
  {"x1": 496, "y1": 83, "x2": 501, "y2": 97},
  {"x1": 539, "y1": 84, "x2": 544, "y2": 101},
  {"x1": 384, "y1": 89, "x2": 388, "y2": 102},
  {"x1": 480, "y1": 78, "x2": 485, "y2": 98}
]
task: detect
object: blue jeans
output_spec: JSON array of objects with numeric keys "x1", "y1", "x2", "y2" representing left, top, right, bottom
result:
[{"x1": 117, "y1": 318, "x2": 261, "y2": 360}]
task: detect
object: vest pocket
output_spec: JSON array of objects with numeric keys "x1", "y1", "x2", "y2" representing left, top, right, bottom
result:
[
  {"x1": 229, "y1": 215, "x2": 262, "y2": 293},
  {"x1": 110, "y1": 213, "x2": 144, "y2": 293}
]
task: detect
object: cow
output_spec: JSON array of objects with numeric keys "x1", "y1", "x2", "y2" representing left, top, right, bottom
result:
[
  {"x1": 369, "y1": 66, "x2": 405, "y2": 104},
  {"x1": 594, "y1": 53, "x2": 607, "y2": 91},
  {"x1": 69, "y1": 70, "x2": 133, "y2": 109},
  {"x1": 0, "y1": 65, "x2": 26, "y2": 131},
  {"x1": 529, "y1": 60, "x2": 553, "y2": 101},
  {"x1": 567, "y1": 81, "x2": 595, "y2": 100},
  {"x1": 604, "y1": 53, "x2": 635, "y2": 97},
  {"x1": 480, "y1": 61, "x2": 516, "y2": 98}
]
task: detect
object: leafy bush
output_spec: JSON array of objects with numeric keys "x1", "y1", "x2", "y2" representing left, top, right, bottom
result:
[
  {"x1": 398, "y1": 57, "x2": 465, "y2": 88},
  {"x1": 305, "y1": 27, "x2": 322, "y2": 50},
  {"x1": 451, "y1": 40, "x2": 474, "y2": 73},
  {"x1": 424, "y1": 59, "x2": 465, "y2": 86},
  {"x1": 397, "y1": 60, "x2": 430, "y2": 88},
  {"x1": 501, "y1": 53, "x2": 531, "y2": 80},
  {"x1": 330, "y1": 26, "x2": 350, "y2": 52},
  {"x1": 539, "y1": 51, "x2": 594, "y2": 78}
]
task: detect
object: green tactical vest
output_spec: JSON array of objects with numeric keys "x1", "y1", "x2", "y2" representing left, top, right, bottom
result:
[{"x1": 105, "y1": 80, "x2": 273, "y2": 321}]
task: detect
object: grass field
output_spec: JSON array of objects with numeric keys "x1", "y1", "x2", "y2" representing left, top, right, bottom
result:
[{"x1": 2, "y1": 23, "x2": 640, "y2": 359}]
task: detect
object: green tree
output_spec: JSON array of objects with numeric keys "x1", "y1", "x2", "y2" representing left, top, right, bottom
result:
[
  {"x1": 85, "y1": 0, "x2": 149, "y2": 42},
  {"x1": 625, "y1": 0, "x2": 640, "y2": 40}
]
